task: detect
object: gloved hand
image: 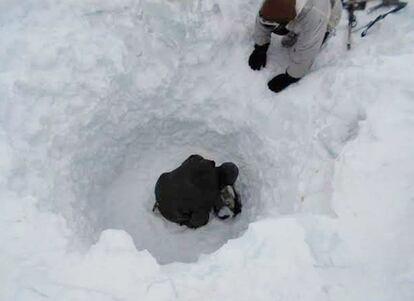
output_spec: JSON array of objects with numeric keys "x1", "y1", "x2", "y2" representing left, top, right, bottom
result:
[
  {"x1": 248, "y1": 43, "x2": 270, "y2": 71},
  {"x1": 213, "y1": 185, "x2": 242, "y2": 219},
  {"x1": 268, "y1": 72, "x2": 300, "y2": 93}
]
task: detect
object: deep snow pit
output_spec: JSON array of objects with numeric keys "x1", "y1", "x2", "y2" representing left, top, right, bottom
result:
[
  {"x1": 53, "y1": 98, "x2": 348, "y2": 264},
  {"x1": 62, "y1": 117, "x2": 276, "y2": 264}
]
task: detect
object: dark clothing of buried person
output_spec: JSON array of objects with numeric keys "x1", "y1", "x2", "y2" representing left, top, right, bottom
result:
[{"x1": 154, "y1": 154, "x2": 240, "y2": 229}]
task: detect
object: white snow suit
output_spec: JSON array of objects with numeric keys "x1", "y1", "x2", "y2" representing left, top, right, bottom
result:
[{"x1": 253, "y1": 0, "x2": 342, "y2": 78}]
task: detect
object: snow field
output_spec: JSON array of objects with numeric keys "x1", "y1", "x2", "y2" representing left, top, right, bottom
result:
[{"x1": 0, "y1": 0, "x2": 413, "y2": 300}]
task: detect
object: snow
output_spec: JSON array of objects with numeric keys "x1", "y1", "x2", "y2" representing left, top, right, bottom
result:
[{"x1": 0, "y1": 0, "x2": 413, "y2": 300}]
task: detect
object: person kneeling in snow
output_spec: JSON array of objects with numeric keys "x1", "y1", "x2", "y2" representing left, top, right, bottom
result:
[
  {"x1": 153, "y1": 154, "x2": 241, "y2": 229},
  {"x1": 249, "y1": 0, "x2": 342, "y2": 92}
]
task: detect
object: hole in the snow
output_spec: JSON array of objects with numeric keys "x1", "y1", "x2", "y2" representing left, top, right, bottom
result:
[{"x1": 53, "y1": 117, "x2": 280, "y2": 264}]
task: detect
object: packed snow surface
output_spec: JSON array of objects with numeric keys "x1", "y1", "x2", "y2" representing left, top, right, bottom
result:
[{"x1": 1, "y1": 0, "x2": 413, "y2": 300}]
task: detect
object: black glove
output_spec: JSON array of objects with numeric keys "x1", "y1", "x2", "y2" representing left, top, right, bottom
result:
[
  {"x1": 268, "y1": 72, "x2": 300, "y2": 93},
  {"x1": 248, "y1": 43, "x2": 270, "y2": 71}
]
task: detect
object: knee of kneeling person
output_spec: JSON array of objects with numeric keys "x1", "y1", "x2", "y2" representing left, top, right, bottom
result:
[{"x1": 186, "y1": 211, "x2": 210, "y2": 229}]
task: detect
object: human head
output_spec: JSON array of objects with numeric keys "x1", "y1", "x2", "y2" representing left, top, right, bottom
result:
[{"x1": 217, "y1": 162, "x2": 239, "y2": 188}]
